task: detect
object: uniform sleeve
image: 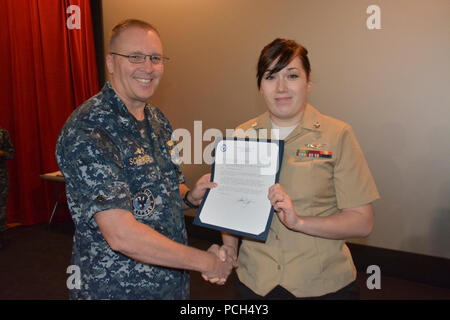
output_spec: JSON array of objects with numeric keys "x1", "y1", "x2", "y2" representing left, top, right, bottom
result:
[
  {"x1": 56, "y1": 127, "x2": 132, "y2": 229},
  {"x1": 0, "y1": 129, "x2": 14, "y2": 160},
  {"x1": 334, "y1": 125, "x2": 380, "y2": 209}
]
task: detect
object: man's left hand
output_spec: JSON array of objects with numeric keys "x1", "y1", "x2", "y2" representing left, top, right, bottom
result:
[{"x1": 188, "y1": 174, "x2": 217, "y2": 206}]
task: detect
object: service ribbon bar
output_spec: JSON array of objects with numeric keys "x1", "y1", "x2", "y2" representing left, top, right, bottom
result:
[{"x1": 296, "y1": 149, "x2": 332, "y2": 159}]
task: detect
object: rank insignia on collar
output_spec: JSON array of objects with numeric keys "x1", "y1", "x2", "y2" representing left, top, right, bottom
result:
[{"x1": 297, "y1": 149, "x2": 332, "y2": 159}]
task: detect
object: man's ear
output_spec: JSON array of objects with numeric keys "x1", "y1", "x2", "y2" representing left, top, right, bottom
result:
[{"x1": 105, "y1": 54, "x2": 114, "y2": 75}]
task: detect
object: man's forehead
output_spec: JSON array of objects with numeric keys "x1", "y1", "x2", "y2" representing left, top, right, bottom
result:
[{"x1": 111, "y1": 27, "x2": 162, "y2": 51}]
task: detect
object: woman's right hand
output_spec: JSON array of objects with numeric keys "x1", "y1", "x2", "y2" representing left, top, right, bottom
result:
[{"x1": 268, "y1": 184, "x2": 300, "y2": 231}]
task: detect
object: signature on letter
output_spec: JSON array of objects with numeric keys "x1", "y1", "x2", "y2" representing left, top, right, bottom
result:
[{"x1": 237, "y1": 197, "x2": 253, "y2": 207}]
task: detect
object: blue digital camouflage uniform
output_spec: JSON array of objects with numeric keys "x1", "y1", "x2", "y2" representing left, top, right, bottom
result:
[
  {"x1": 55, "y1": 82, "x2": 189, "y2": 299},
  {"x1": 0, "y1": 127, "x2": 15, "y2": 233}
]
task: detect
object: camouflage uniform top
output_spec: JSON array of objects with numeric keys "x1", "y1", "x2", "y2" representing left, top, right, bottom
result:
[
  {"x1": 55, "y1": 82, "x2": 189, "y2": 300},
  {"x1": 0, "y1": 126, "x2": 14, "y2": 232},
  {"x1": 0, "y1": 127, "x2": 14, "y2": 172}
]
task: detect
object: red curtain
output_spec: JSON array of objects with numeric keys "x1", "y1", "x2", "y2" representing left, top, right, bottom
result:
[{"x1": 0, "y1": 0, "x2": 99, "y2": 225}]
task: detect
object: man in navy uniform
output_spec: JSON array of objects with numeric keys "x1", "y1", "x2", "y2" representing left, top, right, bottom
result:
[{"x1": 56, "y1": 19, "x2": 232, "y2": 299}]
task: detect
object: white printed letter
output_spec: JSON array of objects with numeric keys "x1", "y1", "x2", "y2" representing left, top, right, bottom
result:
[
  {"x1": 66, "y1": 5, "x2": 81, "y2": 30},
  {"x1": 66, "y1": 265, "x2": 81, "y2": 289},
  {"x1": 366, "y1": 265, "x2": 381, "y2": 289},
  {"x1": 171, "y1": 128, "x2": 192, "y2": 165},
  {"x1": 366, "y1": 5, "x2": 381, "y2": 30},
  {"x1": 203, "y1": 128, "x2": 223, "y2": 165}
]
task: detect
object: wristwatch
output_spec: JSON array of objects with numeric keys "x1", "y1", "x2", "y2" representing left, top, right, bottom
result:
[{"x1": 183, "y1": 191, "x2": 199, "y2": 209}]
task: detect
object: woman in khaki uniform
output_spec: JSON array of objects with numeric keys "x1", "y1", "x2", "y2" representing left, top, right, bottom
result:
[{"x1": 220, "y1": 39, "x2": 380, "y2": 299}]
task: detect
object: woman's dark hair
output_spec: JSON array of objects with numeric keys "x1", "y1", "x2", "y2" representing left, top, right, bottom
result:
[{"x1": 257, "y1": 38, "x2": 311, "y2": 89}]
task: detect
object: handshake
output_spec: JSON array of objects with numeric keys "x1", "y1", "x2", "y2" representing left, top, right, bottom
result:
[{"x1": 201, "y1": 244, "x2": 238, "y2": 285}]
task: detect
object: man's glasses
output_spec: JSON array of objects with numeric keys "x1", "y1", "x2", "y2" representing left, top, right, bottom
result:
[{"x1": 110, "y1": 52, "x2": 170, "y2": 65}]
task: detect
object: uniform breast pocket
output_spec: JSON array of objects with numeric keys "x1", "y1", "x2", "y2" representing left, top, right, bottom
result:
[
  {"x1": 309, "y1": 158, "x2": 336, "y2": 207},
  {"x1": 280, "y1": 156, "x2": 314, "y2": 203},
  {"x1": 311, "y1": 158, "x2": 334, "y2": 188}
]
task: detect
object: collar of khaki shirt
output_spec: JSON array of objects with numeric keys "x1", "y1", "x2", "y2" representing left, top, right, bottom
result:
[{"x1": 249, "y1": 104, "x2": 323, "y2": 143}]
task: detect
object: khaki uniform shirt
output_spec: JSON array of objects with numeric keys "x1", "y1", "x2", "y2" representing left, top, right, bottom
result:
[{"x1": 234, "y1": 104, "x2": 380, "y2": 297}]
